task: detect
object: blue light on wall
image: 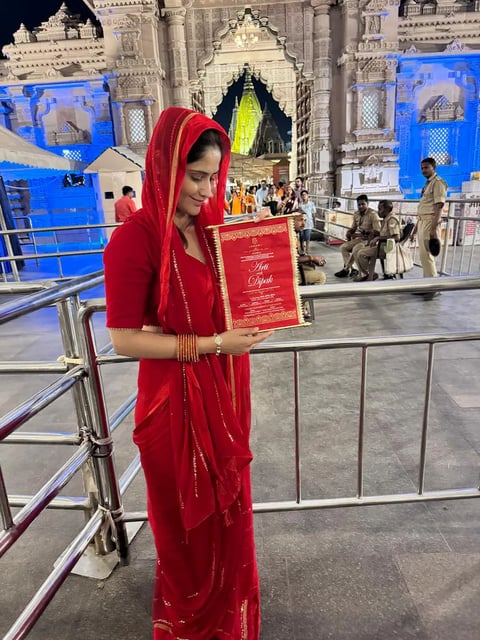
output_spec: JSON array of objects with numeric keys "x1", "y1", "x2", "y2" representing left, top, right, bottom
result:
[
  {"x1": 396, "y1": 52, "x2": 480, "y2": 197},
  {"x1": 0, "y1": 76, "x2": 118, "y2": 276}
]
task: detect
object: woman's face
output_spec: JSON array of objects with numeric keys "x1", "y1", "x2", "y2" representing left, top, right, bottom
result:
[
  {"x1": 176, "y1": 146, "x2": 222, "y2": 218},
  {"x1": 286, "y1": 186, "x2": 294, "y2": 197}
]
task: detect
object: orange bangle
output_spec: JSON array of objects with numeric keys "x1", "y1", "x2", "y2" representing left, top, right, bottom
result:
[{"x1": 176, "y1": 334, "x2": 199, "y2": 362}]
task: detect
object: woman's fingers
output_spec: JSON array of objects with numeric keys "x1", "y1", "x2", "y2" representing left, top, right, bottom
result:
[{"x1": 250, "y1": 330, "x2": 274, "y2": 345}]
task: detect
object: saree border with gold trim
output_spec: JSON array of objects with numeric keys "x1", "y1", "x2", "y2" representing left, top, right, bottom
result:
[{"x1": 208, "y1": 216, "x2": 305, "y2": 331}]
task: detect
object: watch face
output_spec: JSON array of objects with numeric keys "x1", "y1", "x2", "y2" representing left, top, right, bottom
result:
[{"x1": 214, "y1": 334, "x2": 223, "y2": 346}]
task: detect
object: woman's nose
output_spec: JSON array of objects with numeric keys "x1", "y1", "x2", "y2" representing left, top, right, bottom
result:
[{"x1": 199, "y1": 179, "x2": 213, "y2": 199}]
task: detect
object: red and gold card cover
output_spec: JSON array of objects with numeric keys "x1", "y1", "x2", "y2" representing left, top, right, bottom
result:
[{"x1": 208, "y1": 216, "x2": 305, "y2": 331}]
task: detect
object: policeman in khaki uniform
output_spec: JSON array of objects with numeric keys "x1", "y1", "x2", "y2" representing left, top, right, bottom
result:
[
  {"x1": 335, "y1": 194, "x2": 381, "y2": 278},
  {"x1": 413, "y1": 157, "x2": 447, "y2": 279},
  {"x1": 354, "y1": 200, "x2": 400, "y2": 281}
]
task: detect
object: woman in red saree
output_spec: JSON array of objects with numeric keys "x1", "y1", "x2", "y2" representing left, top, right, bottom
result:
[{"x1": 103, "y1": 107, "x2": 271, "y2": 640}]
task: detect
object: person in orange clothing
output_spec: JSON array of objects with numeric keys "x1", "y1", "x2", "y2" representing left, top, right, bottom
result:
[
  {"x1": 230, "y1": 186, "x2": 244, "y2": 215},
  {"x1": 244, "y1": 186, "x2": 257, "y2": 215},
  {"x1": 114, "y1": 186, "x2": 137, "y2": 223}
]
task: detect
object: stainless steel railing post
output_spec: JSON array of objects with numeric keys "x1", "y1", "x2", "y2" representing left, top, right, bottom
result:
[
  {"x1": 56, "y1": 296, "x2": 105, "y2": 554},
  {"x1": 0, "y1": 465, "x2": 14, "y2": 530},
  {"x1": 418, "y1": 343, "x2": 435, "y2": 495},
  {"x1": 293, "y1": 351, "x2": 302, "y2": 504},
  {"x1": 77, "y1": 303, "x2": 130, "y2": 562},
  {"x1": 356, "y1": 346, "x2": 367, "y2": 499}
]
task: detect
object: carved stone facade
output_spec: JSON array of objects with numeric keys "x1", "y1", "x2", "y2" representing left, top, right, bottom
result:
[{"x1": 2, "y1": 1, "x2": 480, "y2": 196}]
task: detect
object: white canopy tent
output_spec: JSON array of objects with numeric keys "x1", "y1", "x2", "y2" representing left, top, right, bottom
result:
[
  {"x1": 0, "y1": 125, "x2": 80, "y2": 176},
  {"x1": 84, "y1": 146, "x2": 145, "y2": 174},
  {"x1": 84, "y1": 146, "x2": 145, "y2": 237}
]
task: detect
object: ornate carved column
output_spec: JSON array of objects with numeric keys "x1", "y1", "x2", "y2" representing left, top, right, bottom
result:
[
  {"x1": 161, "y1": 7, "x2": 190, "y2": 107},
  {"x1": 335, "y1": 0, "x2": 401, "y2": 196},
  {"x1": 310, "y1": 0, "x2": 335, "y2": 194}
]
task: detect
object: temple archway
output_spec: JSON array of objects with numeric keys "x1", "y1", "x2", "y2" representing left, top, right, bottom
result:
[{"x1": 193, "y1": 7, "x2": 304, "y2": 178}]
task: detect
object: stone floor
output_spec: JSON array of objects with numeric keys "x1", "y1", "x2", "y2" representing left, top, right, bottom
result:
[{"x1": 1, "y1": 242, "x2": 480, "y2": 640}]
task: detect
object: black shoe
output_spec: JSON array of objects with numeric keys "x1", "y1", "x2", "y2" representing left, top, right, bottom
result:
[
  {"x1": 411, "y1": 292, "x2": 441, "y2": 299},
  {"x1": 349, "y1": 269, "x2": 359, "y2": 278},
  {"x1": 423, "y1": 292, "x2": 441, "y2": 301},
  {"x1": 383, "y1": 274, "x2": 395, "y2": 280},
  {"x1": 334, "y1": 268, "x2": 350, "y2": 278}
]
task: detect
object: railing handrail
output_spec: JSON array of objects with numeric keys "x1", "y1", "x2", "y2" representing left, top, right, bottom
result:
[
  {"x1": 0, "y1": 222, "x2": 118, "y2": 236},
  {"x1": 0, "y1": 270, "x2": 104, "y2": 325},
  {"x1": 310, "y1": 192, "x2": 480, "y2": 205},
  {"x1": 314, "y1": 207, "x2": 480, "y2": 223}
]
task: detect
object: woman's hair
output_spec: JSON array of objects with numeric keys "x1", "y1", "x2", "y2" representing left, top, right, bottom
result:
[{"x1": 187, "y1": 129, "x2": 223, "y2": 164}]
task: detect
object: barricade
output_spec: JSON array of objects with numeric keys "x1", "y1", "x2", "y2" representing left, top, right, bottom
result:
[
  {"x1": 311, "y1": 195, "x2": 480, "y2": 277},
  {"x1": 1, "y1": 273, "x2": 480, "y2": 638},
  {"x1": 0, "y1": 273, "x2": 130, "y2": 640}
]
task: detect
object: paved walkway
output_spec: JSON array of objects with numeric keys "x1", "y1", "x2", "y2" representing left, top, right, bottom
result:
[{"x1": 1, "y1": 243, "x2": 480, "y2": 639}]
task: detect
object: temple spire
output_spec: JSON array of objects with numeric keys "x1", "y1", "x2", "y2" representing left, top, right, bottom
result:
[{"x1": 231, "y1": 66, "x2": 262, "y2": 155}]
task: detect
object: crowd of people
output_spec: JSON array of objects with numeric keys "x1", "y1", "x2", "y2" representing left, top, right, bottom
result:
[{"x1": 225, "y1": 176, "x2": 311, "y2": 217}]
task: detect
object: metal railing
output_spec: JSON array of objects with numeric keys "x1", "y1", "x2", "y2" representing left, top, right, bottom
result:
[
  {"x1": 89, "y1": 275, "x2": 480, "y2": 522},
  {"x1": 1, "y1": 272, "x2": 480, "y2": 638},
  {"x1": 311, "y1": 194, "x2": 480, "y2": 276},
  {"x1": 0, "y1": 222, "x2": 114, "y2": 281},
  {"x1": 0, "y1": 273, "x2": 130, "y2": 640}
]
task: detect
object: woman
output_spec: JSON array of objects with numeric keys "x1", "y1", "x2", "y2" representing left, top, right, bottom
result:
[
  {"x1": 104, "y1": 107, "x2": 271, "y2": 640},
  {"x1": 277, "y1": 185, "x2": 298, "y2": 215},
  {"x1": 262, "y1": 184, "x2": 279, "y2": 216}
]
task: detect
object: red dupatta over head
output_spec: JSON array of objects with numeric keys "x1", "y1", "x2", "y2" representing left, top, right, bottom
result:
[{"x1": 141, "y1": 107, "x2": 231, "y2": 325}]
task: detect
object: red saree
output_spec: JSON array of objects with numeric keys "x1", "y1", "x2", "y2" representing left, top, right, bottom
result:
[{"x1": 103, "y1": 108, "x2": 260, "y2": 640}]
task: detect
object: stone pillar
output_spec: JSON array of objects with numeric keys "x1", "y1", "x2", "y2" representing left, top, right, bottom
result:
[
  {"x1": 310, "y1": 0, "x2": 335, "y2": 194},
  {"x1": 335, "y1": 0, "x2": 401, "y2": 196},
  {"x1": 118, "y1": 103, "x2": 127, "y2": 145},
  {"x1": 161, "y1": 7, "x2": 190, "y2": 107}
]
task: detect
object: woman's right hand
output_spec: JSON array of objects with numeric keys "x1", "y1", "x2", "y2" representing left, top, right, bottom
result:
[{"x1": 215, "y1": 327, "x2": 274, "y2": 356}]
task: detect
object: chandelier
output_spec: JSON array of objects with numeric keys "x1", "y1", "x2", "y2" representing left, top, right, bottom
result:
[{"x1": 234, "y1": 13, "x2": 259, "y2": 50}]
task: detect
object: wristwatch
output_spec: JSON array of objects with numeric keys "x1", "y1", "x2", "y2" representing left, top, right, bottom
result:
[{"x1": 213, "y1": 333, "x2": 223, "y2": 356}]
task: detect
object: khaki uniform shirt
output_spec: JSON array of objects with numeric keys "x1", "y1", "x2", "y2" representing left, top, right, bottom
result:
[
  {"x1": 380, "y1": 214, "x2": 401, "y2": 239},
  {"x1": 351, "y1": 207, "x2": 381, "y2": 238},
  {"x1": 417, "y1": 174, "x2": 447, "y2": 218}
]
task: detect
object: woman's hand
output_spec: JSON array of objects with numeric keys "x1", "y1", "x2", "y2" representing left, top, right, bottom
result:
[
  {"x1": 253, "y1": 208, "x2": 273, "y2": 223},
  {"x1": 216, "y1": 328, "x2": 274, "y2": 355}
]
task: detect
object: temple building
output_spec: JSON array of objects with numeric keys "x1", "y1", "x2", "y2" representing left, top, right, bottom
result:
[{"x1": 2, "y1": 0, "x2": 480, "y2": 212}]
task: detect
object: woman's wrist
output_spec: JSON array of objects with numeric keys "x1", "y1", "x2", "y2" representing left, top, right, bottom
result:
[{"x1": 198, "y1": 335, "x2": 217, "y2": 355}]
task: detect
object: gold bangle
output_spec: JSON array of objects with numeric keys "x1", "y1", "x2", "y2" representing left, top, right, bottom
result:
[{"x1": 177, "y1": 334, "x2": 199, "y2": 362}]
